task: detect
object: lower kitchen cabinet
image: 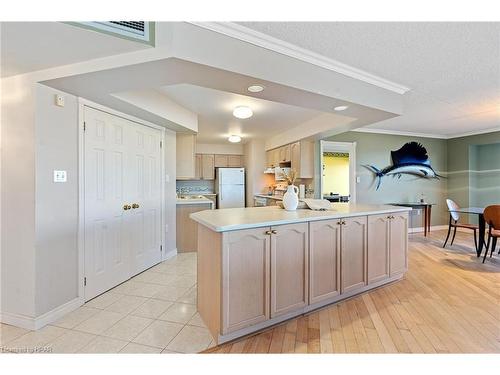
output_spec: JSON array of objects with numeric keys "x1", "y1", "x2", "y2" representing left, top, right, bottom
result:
[
  {"x1": 340, "y1": 216, "x2": 368, "y2": 294},
  {"x1": 309, "y1": 220, "x2": 341, "y2": 304},
  {"x1": 221, "y1": 228, "x2": 270, "y2": 334},
  {"x1": 270, "y1": 223, "x2": 309, "y2": 317},
  {"x1": 367, "y1": 214, "x2": 390, "y2": 284},
  {"x1": 390, "y1": 212, "x2": 409, "y2": 276}
]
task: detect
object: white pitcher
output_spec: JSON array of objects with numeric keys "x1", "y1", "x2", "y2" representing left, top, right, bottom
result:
[{"x1": 282, "y1": 185, "x2": 299, "y2": 211}]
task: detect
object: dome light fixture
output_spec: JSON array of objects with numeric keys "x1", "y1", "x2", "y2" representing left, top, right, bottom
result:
[
  {"x1": 228, "y1": 135, "x2": 242, "y2": 143},
  {"x1": 247, "y1": 85, "x2": 264, "y2": 93},
  {"x1": 334, "y1": 105, "x2": 349, "y2": 111},
  {"x1": 233, "y1": 106, "x2": 253, "y2": 119}
]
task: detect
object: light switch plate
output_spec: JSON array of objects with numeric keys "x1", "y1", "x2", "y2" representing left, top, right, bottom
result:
[
  {"x1": 53, "y1": 170, "x2": 67, "y2": 182},
  {"x1": 356, "y1": 176, "x2": 361, "y2": 183}
]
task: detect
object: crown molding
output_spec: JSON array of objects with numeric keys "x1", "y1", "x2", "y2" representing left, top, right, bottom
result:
[
  {"x1": 352, "y1": 126, "x2": 500, "y2": 140},
  {"x1": 352, "y1": 127, "x2": 448, "y2": 139},
  {"x1": 188, "y1": 22, "x2": 411, "y2": 95}
]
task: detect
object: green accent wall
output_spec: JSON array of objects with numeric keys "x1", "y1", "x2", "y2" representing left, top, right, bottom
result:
[
  {"x1": 323, "y1": 130, "x2": 500, "y2": 228},
  {"x1": 324, "y1": 132, "x2": 448, "y2": 227}
]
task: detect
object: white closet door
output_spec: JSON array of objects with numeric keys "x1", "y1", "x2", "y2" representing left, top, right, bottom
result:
[
  {"x1": 84, "y1": 106, "x2": 162, "y2": 301},
  {"x1": 128, "y1": 124, "x2": 162, "y2": 274},
  {"x1": 84, "y1": 107, "x2": 131, "y2": 300}
]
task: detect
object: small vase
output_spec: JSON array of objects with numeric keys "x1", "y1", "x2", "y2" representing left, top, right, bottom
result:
[{"x1": 283, "y1": 185, "x2": 299, "y2": 211}]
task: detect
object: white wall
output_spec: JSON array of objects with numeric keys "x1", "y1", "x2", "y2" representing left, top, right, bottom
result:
[
  {"x1": 163, "y1": 129, "x2": 177, "y2": 255},
  {"x1": 34, "y1": 84, "x2": 79, "y2": 316},
  {"x1": 195, "y1": 142, "x2": 244, "y2": 155},
  {"x1": 244, "y1": 139, "x2": 273, "y2": 206},
  {"x1": 1, "y1": 75, "x2": 37, "y2": 318}
]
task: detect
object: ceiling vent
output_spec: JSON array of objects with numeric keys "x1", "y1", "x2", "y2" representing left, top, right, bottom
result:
[{"x1": 71, "y1": 21, "x2": 154, "y2": 45}]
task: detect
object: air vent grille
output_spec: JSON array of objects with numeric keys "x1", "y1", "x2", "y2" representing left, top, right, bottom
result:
[{"x1": 72, "y1": 21, "x2": 153, "y2": 45}]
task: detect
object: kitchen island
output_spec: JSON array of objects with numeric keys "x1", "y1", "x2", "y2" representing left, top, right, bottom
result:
[{"x1": 190, "y1": 203, "x2": 411, "y2": 344}]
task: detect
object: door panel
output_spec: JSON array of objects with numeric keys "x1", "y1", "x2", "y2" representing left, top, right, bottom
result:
[
  {"x1": 341, "y1": 216, "x2": 367, "y2": 294},
  {"x1": 367, "y1": 214, "x2": 390, "y2": 284},
  {"x1": 84, "y1": 106, "x2": 162, "y2": 301},
  {"x1": 309, "y1": 220, "x2": 341, "y2": 304},
  {"x1": 390, "y1": 212, "x2": 408, "y2": 276},
  {"x1": 129, "y1": 122, "x2": 162, "y2": 274},
  {"x1": 84, "y1": 107, "x2": 130, "y2": 300},
  {"x1": 222, "y1": 228, "x2": 270, "y2": 334},
  {"x1": 271, "y1": 223, "x2": 309, "y2": 317}
]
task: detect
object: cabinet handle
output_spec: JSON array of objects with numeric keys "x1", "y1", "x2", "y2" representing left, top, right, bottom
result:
[
  {"x1": 265, "y1": 230, "x2": 272, "y2": 235},
  {"x1": 132, "y1": 203, "x2": 140, "y2": 209},
  {"x1": 341, "y1": 220, "x2": 346, "y2": 225},
  {"x1": 271, "y1": 230, "x2": 278, "y2": 234},
  {"x1": 391, "y1": 215, "x2": 395, "y2": 219},
  {"x1": 337, "y1": 221, "x2": 341, "y2": 225},
  {"x1": 123, "y1": 204, "x2": 131, "y2": 211},
  {"x1": 387, "y1": 215, "x2": 392, "y2": 219}
]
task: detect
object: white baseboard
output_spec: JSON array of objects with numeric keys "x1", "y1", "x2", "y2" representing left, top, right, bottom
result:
[
  {"x1": 409, "y1": 225, "x2": 471, "y2": 234},
  {"x1": 1, "y1": 297, "x2": 83, "y2": 331},
  {"x1": 163, "y1": 248, "x2": 177, "y2": 261},
  {"x1": 409, "y1": 225, "x2": 448, "y2": 233}
]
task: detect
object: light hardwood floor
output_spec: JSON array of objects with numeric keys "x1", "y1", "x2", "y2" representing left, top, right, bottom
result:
[{"x1": 204, "y1": 230, "x2": 500, "y2": 353}]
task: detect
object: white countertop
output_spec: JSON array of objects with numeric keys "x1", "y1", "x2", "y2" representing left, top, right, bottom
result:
[
  {"x1": 176, "y1": 196, "x2": 214, "y2": 206},
  {"x1": 190, "y1": 203, "x2": 411, "y2": 232},
  {"x1": 254, "y1": 194, "x2": 283, "y2": 200}
]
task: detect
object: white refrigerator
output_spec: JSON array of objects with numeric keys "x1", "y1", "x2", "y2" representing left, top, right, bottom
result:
[{"x1": 215, "y1": 168, "x2": 245, "y2": 208}]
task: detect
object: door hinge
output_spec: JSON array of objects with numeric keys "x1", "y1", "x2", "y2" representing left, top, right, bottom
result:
[
  {"x1": 160, "y1": 141, "x2": 162, "y2": 149},
  {"x1": 160, "y1": 245, "x2": 163, "y2": 252},
  {"x1": 83, "y1": 121, "x2": 86, "y2": 131},
  {"x1": 84, "y1": 277, "x2": 87, "y2": 286}
]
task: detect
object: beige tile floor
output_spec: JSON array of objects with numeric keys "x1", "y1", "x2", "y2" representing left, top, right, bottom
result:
[{"x1": 0, "y1": 252, "x2": 215, "y2": 354}]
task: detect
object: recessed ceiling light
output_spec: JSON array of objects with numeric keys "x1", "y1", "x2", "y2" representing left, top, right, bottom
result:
[
  {"x1": 334, "y1": 105, "x2": 349, "y2": 111},
  {"x1": 228, "y1": 135, "x2": 242, "y2": 143},
  {"x1": 247, "y1": 85, "x2": 264, "y2": 93},
  {"x1": 233, "y1": 106, "x2": 253, "y2": 119}
]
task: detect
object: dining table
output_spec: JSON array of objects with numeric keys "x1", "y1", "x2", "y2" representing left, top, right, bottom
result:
[{"x1": 448, "y1": 206, "x2": 486, "y2": 257}]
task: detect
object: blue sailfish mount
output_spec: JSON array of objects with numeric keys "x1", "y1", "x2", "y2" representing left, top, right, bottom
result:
[{"x1": 366, "y1": 142, "x2": 443, "y2": 190}]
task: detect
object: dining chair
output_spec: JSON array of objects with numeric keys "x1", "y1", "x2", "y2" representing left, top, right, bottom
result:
[
  {"x1": 443, "y1": 199, "x2": 479, "y2": 250},
  {"x1": 482, "y1": 205, "x2": 500, "y2": 263}
]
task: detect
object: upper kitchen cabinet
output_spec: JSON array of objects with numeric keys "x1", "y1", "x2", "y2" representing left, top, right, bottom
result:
[
  {"x1": 278, "y1": 144, "x2": 291, "y2": 163},
  {"x1": 291, "y1": 141, "x2": 314, "y2": 178},
  {"x1": 214, "y1": 154, "x2": 243, "y2": 168},
  {"x1": 176, "y1": 134, "x2": 196, "y2": 180},
  {"x1": 195, "y1": 154, "x2": 215, "y2": 180}
]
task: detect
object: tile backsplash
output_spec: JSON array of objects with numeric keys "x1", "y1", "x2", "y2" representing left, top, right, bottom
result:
[{"x1": 176, "y1": 180, "x2": 215, "y2": 194}]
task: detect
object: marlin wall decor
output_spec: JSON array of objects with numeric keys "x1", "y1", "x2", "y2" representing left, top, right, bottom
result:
[{"x1": 366, "y1": 142, "x2": 443, "y2": 190}]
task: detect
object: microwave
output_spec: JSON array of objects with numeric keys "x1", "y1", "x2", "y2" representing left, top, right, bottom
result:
[{"x1": 275, "y1": 167, "x2": 291, "y2": 181}]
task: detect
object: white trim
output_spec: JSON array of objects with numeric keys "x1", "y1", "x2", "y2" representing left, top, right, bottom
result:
[
  {"x1": 352, "y1": 127, "x2": 449, "y2": 139},
  {"x1": 1, "y1": 298, "x2": 83, "y2": 331},
  {"x1": 163, "y1": 248, "x2": 178, "y2": 261},
  {"x1": 319, "y1": 140, "x2": 357, "y2": 203},
  {"x1": 353, "y1": 126, "x2": 500, "y2": 140},
  {"x1": 189, "y1": 22, "x2": 410, "y2": 95},
  {"x1": 408, "y1": 225, "x2": 473, "y2": 234},
  {"x1": 78, "y1": 98, "x2": 166, "y2": 303}
]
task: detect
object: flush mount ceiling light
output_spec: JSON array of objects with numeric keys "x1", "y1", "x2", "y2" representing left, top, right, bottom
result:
[
  {"x1": 233, "y1": 106, "x2": 253, "y2": 119},
  {"x1": 228, "y1": 135, "x2": 242, "y2": 143},
  {"x1": 334, "y1": 105, "x2": 349, "y2": 111},
  {"x1": 247, "y1": 85, "x2": 264, "y2": 93}
]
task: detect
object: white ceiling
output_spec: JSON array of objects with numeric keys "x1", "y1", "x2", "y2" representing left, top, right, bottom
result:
[
  {"x1": 237, "y1": 22, "x2": 500, "y2": 136},
  {"x1": 159, "y1": 84, "x2": 324, "y2": 143},
  {"x1": 0, "y1": 22, "x2": 150, "y2": 77}
]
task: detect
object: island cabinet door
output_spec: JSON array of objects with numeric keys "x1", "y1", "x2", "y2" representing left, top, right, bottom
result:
[
  {"x1": 389, "y1": 212, "x2": 409, "y2": 276},
  {"x1": 340, "y1": 216, "x2": 368, "y2": 294},
  {"x1": 270, "y1": 222, "x2": 309, "y2": 318},
  {"x1": 221, "y1": 227, "x2": 271, "y2": 334},
  {"x1": 309, "y1": 219, "x2": 341, "y2": 304},
  {"x1": 367, "y1": 214, "x2": 390, "y2": 284}
]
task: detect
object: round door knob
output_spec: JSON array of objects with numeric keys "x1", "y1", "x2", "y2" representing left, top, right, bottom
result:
[
  {"x1": 132, "y1": 203, "x2": 140, "y2": 209},
  {"x1": 123, "y1": 204, "x2": 131, "y2": 210},
  {"x1": 271, "y1": 230, "x2": 278, "y2": 234},
  {"x1": 265, "y1": 230, "x2": 272, "y2": 235}
]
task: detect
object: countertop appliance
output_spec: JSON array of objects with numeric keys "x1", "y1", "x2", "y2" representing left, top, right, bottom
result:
[
  {"x1": 215, "y1": 168, "x2": 245, "y2": 209},
  {"x1": 274, "y1": 166, "x2": 291, "y2": 181}
]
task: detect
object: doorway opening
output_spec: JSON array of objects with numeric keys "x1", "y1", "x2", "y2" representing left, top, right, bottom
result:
[{"x1": 320, "y1": 141, "x2": 356, "y2": 203}]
